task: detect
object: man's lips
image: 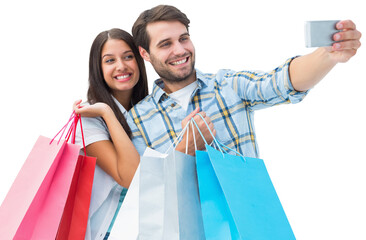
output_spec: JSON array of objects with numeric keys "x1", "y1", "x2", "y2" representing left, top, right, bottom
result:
[{"x1": 168, "y1": 56, "x2": 190, "y2": 66}]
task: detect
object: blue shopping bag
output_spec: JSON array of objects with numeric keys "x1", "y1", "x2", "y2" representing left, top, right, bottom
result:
[
  {"x1": 195, "y1": 150, "x2": 240, "y2": 240},
  {"x1": 196, "y1": 144, "x2": 296, "y2": 240}
]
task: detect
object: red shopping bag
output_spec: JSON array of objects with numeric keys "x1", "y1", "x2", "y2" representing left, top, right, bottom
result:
[
  {"x1": 56, "y1": 154, "x2": 95, "y2": 239},
  {"x1": 56, "y1": 115, "x2": 96, "y2": 240},
  {"x1": 0, "y1": 112, "x2": 95, "y2": 240}
]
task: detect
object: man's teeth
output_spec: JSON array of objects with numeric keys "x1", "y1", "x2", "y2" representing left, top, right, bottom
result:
[
  {"x1": 116, "y1": 74, "x2": 129, "y2": 80},
  {"x1": 172, "y1": 58, "x2": 187, "y2": 65}
]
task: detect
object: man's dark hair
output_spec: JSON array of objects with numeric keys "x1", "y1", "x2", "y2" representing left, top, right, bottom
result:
[{"x1": 132, "y1": 5, "x2": 190, "y2": 52}]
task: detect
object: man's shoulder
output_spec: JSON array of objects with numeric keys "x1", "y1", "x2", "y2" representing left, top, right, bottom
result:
[
  {"x1": 196, "y1": 68, "x2": 237, "y2": 82},
  {"x1": 128, "y1": 94, "x2": 158, "y2": 120},
  {"x1": 196, "y1": 68, "x2": 240, "y2": 89}
]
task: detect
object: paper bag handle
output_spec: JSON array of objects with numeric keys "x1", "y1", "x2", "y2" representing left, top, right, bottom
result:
[
  {"x1": 192, "y1": 113, "x2": 246, "y2": 161},
  {"x1": 50, "y1": 111, "x2": 87, "y2": 156}
]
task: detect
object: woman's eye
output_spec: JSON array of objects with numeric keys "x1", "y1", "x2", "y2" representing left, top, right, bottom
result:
[
  {"x1": 105, "y1": 58, "x2": 114, "y2": 63},
  {"x1": 124, "y1": 55, "x2": 134, "y2": 60}
]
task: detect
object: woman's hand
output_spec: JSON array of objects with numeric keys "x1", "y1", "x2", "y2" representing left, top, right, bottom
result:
[
  {"x1": 73, "y1": 99, "x2": 112, "y2": 118},
  {"x1": 73, "y1": 99, "x2": 139, "y2": 188}
]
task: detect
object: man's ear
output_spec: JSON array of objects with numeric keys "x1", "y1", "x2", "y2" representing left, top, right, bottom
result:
[{"x1": 139, "y1": 46, "x2": 151, "y2": 62}]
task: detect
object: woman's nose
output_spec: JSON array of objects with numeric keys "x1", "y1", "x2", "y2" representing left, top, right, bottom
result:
[{"x1": 116, "y1": 59, "x2": 127, "y2": 71}]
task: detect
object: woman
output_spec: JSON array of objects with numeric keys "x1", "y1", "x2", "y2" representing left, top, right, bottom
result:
[
  {"x1": 73, "y1": 28, "x2": 148, "y2": 240},
  {"x1": 74, "y1": 28, "x2": 213, "y2": 240}
]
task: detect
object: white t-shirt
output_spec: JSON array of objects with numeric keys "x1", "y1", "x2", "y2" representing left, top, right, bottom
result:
[
  {"x1": 169, "y1": 81, "x2": 198, "y2": 112},
  {"x1": 75, "y1": 97, "x2": 127, "y2": 240}
]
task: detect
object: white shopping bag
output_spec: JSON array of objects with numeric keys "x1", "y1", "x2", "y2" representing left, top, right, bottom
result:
[
  {"x1": 107, "y1": 148, "x2": 157, "y2": 240},
  {"x1": 109, "y1": 147, "x2": 205, "y2": 240},
  {"x1": 173, "y1": 150, "x2": 205, "y2": 239}
]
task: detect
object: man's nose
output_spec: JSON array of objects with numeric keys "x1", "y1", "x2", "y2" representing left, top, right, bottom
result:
[{"x1": 172, "y1": 42, "x2": 186, "y2": 56}]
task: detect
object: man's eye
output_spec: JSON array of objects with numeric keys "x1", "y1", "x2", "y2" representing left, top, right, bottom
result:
[
  {"x1": 180, "y1": 35, "x2": 190, "y2": 42},
  {"x1": 160, "y1": 42, "x2": 171, "y2": 48}
]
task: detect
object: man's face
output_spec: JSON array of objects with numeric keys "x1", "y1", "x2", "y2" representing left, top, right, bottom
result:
[{"x1": 142, "y1": 21, "x2": 196, "y2": 83}]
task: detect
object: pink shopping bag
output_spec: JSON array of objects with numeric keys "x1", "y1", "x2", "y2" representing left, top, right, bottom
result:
[{"x1": 0, "y1": 112, "x2": 87, "y2": 240}]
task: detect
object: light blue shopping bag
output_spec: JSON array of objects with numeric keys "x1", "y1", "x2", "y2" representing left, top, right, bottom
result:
[
  {"x1": 193, "y1": 114, "x2": 296, "y2": 240},
  {"x1": 196, "y1": 144, "x2": 296, "y2": 240},
  {"x1": 195, "y1": 150, "x2": 240, "y2": 240}
]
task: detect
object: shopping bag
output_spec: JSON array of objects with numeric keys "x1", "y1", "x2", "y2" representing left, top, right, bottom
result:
[
  {"x1": 108, "y1": 165, "x2": 140, "y2": 240},
  {"x1": 139, "y1": 149, "x2": 204, "y2": 240},
  {"x1": 109, "y1": 122, "x2": 205, "y2": 240},
  {"x1": 56, "y1": 115, "x2": 96, "y2": 240},
  {"x1": 195, "y1": 150, "x2": 240, "y2": 239},
  {"x1": 192, "y1": 114, "x2": 295, "y2": 240},
  {"x1": 0, "y1": 112, "x2": 95, "y2": 240},
  {"x1": 0, "y1": 135, "x2": 79, "y2": 239},
  {"x1": 197, "y1": 145, "x2": 296, "y2": 240},
  {"x1": 56, "y1": 154, "x2": 96, "y2": 239}
]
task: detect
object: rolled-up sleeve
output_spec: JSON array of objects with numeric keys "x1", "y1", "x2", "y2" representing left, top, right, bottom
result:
[
  {"x1": 75, "y1": 116, "x2": 110, "y2": 148},
  {"x1": 223, "y1": 57, "x2": 308, "y2": 111}
]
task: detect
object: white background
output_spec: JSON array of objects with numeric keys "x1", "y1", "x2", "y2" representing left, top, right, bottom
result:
[{"x1": 0, "y1": 0, "x2": 365, "y2": 239}]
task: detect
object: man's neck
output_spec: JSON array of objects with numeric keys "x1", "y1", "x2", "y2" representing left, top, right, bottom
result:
[{"x1": 162, "y1": 72, "x2": 197, "y2": 94}]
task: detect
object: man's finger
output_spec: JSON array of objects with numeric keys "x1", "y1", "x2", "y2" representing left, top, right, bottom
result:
[{"x1": 337, "y1": 20, "x2": 356, "y2": 30}]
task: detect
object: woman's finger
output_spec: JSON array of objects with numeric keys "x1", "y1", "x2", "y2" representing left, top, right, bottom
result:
[{"x1": 73, "y1": 99, "x2": 82, "y2": 110}]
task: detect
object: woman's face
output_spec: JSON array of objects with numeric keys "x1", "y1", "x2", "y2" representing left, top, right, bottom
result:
[{"x1": 101, "y1": 39, "x2": 140, "y2": 99}]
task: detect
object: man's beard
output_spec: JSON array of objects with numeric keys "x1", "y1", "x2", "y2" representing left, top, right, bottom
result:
[{"x1": 150, "y1": 53, "x2": 196, "y2": 83}]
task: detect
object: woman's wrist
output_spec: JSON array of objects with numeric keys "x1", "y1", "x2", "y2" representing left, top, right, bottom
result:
[{"x1": 101, "y1": 104, "x2": 114, "y2": 119}]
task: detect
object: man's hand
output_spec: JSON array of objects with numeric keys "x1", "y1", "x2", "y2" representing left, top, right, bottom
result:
[
  {"x1": 290, "y1": 19, "x2": 362, "y2": 92},
  {"x1": 329, "y1": 20, "x2": 362, "y2": 63},
  {"x1": 176, "y1": 107, "x2": 216, "y2": 156}
]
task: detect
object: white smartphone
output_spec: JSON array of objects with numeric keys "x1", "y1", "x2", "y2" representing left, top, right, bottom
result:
[{"x1": 305, "y1": 20, "x2": 341, "y2": 48}]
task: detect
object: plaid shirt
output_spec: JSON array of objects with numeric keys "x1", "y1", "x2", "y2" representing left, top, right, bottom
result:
[{"x1": 127, "y1": 57, "x2": 307, "y2": 158}]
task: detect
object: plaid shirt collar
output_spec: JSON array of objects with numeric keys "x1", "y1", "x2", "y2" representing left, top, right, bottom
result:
[{"x1": 150, "y1": 69, "x2": 212, "y2": 103}]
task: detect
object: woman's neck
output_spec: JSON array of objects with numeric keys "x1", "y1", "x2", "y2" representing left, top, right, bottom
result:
[{"x1": 112, "y1": 90, "x2": 132, "y2": 111}]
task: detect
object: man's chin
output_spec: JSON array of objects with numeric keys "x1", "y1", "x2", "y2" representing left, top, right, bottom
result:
[
  {"x1": 155, "y1": 62, "x2": 195, "y2": 83},
  {"x1": 170, "y1": 66, "x2": 195, "y2": 81},
  {"x1": 169, "y1": 71, "x2": 195, "y2": 83}
]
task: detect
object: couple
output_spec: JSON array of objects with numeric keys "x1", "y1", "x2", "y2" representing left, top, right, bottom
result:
[{"x1": 74, "y1": 4, "x2": 361, "y2": 240}]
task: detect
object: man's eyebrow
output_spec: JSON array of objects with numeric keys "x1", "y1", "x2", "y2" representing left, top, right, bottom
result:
[
  {"x1": 156, "y1": 32, "x2": 190, "y2": 47},
  {"x1": 156, "y1": 38, "x2": 170, "y2": 47}
]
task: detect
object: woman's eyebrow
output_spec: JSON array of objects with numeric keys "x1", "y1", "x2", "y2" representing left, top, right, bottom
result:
[{"x1": 102, "y1": 50, "x2": 133, "y2": 59}]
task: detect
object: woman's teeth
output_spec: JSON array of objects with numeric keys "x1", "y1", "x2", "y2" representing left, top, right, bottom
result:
[{"x1": 116, "y1": 74, "x2": 129, "y2": 80}]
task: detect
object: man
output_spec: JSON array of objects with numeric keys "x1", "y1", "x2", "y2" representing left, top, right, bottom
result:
[{"x1": 127, "y1": 5, "x2": 362, "y2": 157}]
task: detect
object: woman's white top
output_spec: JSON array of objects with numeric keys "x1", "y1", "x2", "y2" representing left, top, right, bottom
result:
[{"x1": 75, "y1": 97, "x2": 127, "y2": 240}]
